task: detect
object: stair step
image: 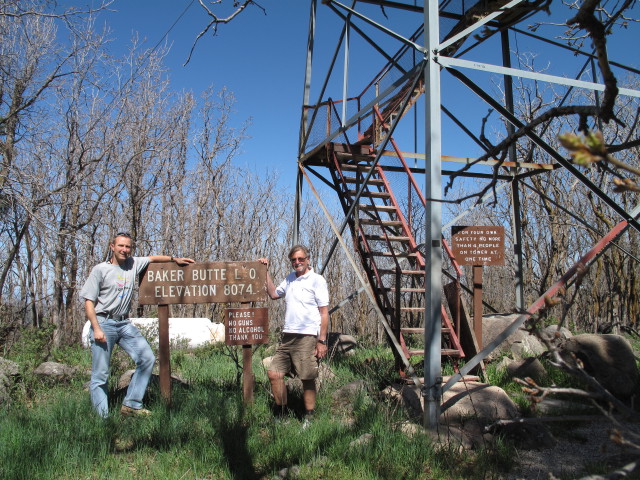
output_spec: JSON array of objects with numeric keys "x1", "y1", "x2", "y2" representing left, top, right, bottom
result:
[
  {"x1": 401, "y1": 287, "x2": 425, "y2": 293},
  {"x1": 378, "y1": 269, "x2": 424, "y2": 275},
  {"x1": 358, "y1": 204, "x2": 396, "y2": 213},
  {"x1": 335, "y1": 152, "x2": 375, "y2": 162},
  {"x1": 343, "y1": 176, "x2": 384, "y2": 186},
  {"x1": 407, "y1": 348, "x2": 461, "y2": 357},
  {"x1": 401, "y1": 327, "x2": 451, "y2": 334},
  {"x1": 359, "y1": 219, "x2": 403, "y2": 227},
  {"x1": 365, "y1": 251, "x2": 418, "y2": 257},
  {"x1": 348, "y1": 190, "x2": 390, "y2": 199},
  {"x1": 378, "y1": 286, "x2": 425, "y2": 293},
  {"x1": 365, "y1": 234, "x2": 410, "y2": 242}
]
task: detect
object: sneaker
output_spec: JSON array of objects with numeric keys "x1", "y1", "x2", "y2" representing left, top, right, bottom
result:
[
  {"x1": 273, "y1": 415, "x2": 291, "y2": 426},
  {"x1": 120, "y1": 405, "x2": 151, "y2": 417},
  {"x1": 302, "y1": 412, "x2": 315, "y2": 430}
]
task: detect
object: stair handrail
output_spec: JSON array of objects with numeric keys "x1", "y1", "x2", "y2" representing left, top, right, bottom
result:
[{"x1": 372, "y1": 105, "x2": 464, "y2": 279}]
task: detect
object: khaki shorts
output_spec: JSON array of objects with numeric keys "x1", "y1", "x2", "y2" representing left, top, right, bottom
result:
[{"x1": 269, "y1": 333, "x2": 319, "y2": 381}]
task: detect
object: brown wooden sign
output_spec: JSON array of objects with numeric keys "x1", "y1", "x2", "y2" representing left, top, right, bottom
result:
[
  {"x1": 451, "y1": 226, "x2": 505, "y2": 266},
  {"x1": 225, "y1": 307, "x2": 269, "y2": 345},
  {"x1": 138, "y1": 261, "x2": 266, "y2": 305}
]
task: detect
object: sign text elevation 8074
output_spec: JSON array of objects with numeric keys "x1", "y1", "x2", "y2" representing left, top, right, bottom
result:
[{"x1": 138, "y1": 261, "x2": 266, "y2": 305}]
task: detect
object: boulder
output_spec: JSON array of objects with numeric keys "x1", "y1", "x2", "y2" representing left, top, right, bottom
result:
[
  {"x1": 33, "y1": 361, "x2": 77, "y2": 381},
  {"x1": 0, "y1": 357, "x2": 20, "y2": 377},
  {"x1": 117, "y1": 369, "x2": 189, "y2": 391},
  {"x1": 0, "y1": 358, "x2": 19, "y2": 406},
  {"x1": 560, "y1": 333, "x2": 639, "y2": 398},
  {"x1": 381, "y1": 380, "x2": 520, "y2": 425},
  {"x1": 327, "y1": 332, "x2": 357, "y2": 355},
  {"x1": 542, "y1": 324, "x2": 573, "y2": 342},
  {"x1": 440, "y1": 381, "x2": 520, "y2": 424},
  {"x1": 489, "y1": 421, "x2": 557, "y2": 450},
  {"x1": 286, "y1": 363, "x2": 336, "y2": 393},
  {"x1": 0, "y1": 372, "x2": 10, "y2": 405},
  {"x1": 504, "y1": 357, "x2": 548, "y2": 384},
  {"x1": 331, "y1": 379, "x2": 370, "y2": 411},
  {"x1": 81, "y1": 318, "x2": 225, "y2": 349},
  {"x1": 482, "y1": 314, "x2": 545, "y2": 361}
]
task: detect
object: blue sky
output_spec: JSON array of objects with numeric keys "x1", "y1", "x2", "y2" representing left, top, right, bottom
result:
[
  {"x1": 87, "y1": 0, "x2": 639, "y2": 197},
  {"x1": 101, "y1": 0, "x2": 315, "y2": 190}
]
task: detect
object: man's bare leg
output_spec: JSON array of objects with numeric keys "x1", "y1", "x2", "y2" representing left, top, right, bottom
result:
[
  {"x1": 268, "y1": 370, "x2": 287, "y2": 413},
  {"x1": 302, "y1": 379, "x2": 316, "y2": 412}
]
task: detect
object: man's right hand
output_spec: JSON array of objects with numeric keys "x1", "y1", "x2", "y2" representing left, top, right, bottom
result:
[{"x1": 93, "y1": 326, "x2": 106, "y2": 343}]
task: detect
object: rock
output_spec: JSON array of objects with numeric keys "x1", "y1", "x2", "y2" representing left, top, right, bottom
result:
[
  {"x1": 505, "y1": 357, "x2": 548, "y2": 384},
  {"x1": 490, "y1": 421, "x2": 557, "y2": 450},
  {"x1": 262, "y1": 355, "x2": 273, "y2": 371},
  {"x1": 0, "y1": 357, "x2": 20, "y2": 377},
  {"x1": 560, "y1": 333, "x2": 639, "y2": 398},
  {"x1": 118, "y1": 370, "x2": 189, "y2": 391},
  {"x1": 482, "y1": 313, "x2": 545, "y2": 361},
  {"x1": 441, "y1": 381, "x2": 520, "y2": 424},
  {"x1": 81, "y1": 318, "x2": 225, "y2": 349},
  {"x1": 534, "y1": 398, "x2": 598, "y2": 415},
  {"x1": 349, "y1": 433, "x2": 373, "y2": 449},
  {"x1": 277, "y1": 465, "x2": 300, "y2": 479},
  {"x1": 0, "y1": 373, "x2": 11, "y2": 405},
  {"x1": 33, "y1": 361, "x2": 77, "y2": 381},
  {"x1": 331, "y1": 379, "x2": 368, "y2": 405},
  {"x1": 117, "y1": 369, "x2": 135, "y2": 390},
  {"x1": 379, "y1": 383, "x2": 423, "y2": 419},
  {"x1": 286, "y1": 363, "x2": 335, "y2": 394},
  {"x1": 397, "y1": 420, "x2": 423, "y2": 438},
  {"x1": 542, "y1": 324, "x2": 573, "y2": 342},
  {"x1": 327, "y1": 332, "x2": 357, "y2": 355},
  {"x1": 0, "y1": 357, "x2": 21, "y2": 404},
  {"x1": 381, "y1": 380, "x2": 520, "y2": 425}
]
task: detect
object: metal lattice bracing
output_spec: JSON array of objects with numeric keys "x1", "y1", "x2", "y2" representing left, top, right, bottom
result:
[{"x1": 295, "y1": 0, "x2": 640, "y2": 426}]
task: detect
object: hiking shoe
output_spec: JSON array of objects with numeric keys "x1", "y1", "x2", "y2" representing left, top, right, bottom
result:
[
  {"x1": 302, "y1": 415, "x2": 313, "y2": 430},
  {"x1": 120, "y1": 405, "x2": 151, "y2": 417}
]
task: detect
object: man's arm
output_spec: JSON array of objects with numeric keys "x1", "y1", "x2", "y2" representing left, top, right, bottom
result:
[
  {"x1": 257, "y1": 258, "x2": 281, "y2": 300},
  {"x1": 148, "y1": 255, "x2": 195, "y2": 266},
  {"x1": 85, "y1": 299, "x2": 106, "y2": 343},
  {"x1": 315, "y1": 305, "x2": 329, "y2": 359}
]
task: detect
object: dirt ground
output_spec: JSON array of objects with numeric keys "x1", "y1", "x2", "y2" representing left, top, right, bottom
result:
[{"x1": 503, "y1": 417, "x2": 640, "y2": 479}]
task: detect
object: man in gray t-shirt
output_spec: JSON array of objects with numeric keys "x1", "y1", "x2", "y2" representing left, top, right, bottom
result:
[{"x1": 79, "y1": 232, "x2": 194, "y2": 417}]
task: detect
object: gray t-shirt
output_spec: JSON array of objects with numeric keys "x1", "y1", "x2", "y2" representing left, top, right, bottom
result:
[{"x1": 79, "y1": 257, "x2": 150, "y2": 317}]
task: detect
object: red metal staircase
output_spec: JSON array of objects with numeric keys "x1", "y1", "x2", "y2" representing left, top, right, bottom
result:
[{"x1": 307, "y1": 134, "x2": 465, "y2": 372}]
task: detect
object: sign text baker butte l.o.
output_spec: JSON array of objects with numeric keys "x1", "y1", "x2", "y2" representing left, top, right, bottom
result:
[{"x1": 138, "y1": 261, "x2": 266, "y2": 305}]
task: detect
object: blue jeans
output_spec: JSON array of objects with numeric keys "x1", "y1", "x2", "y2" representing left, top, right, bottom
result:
[{"x1": 90, "y1": 319, "x2": 155, "y2": 417}]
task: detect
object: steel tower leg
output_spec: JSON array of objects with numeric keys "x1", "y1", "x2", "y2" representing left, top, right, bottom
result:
[
  {"x1": 295, "y1": 0, "x2": 317, "y2": 245},
  {"x1": 423, "y1": 0, "x2": 443, "y2": 430},
  {"x1": 501, "y1": 30, "x2": 525, "y2": 311}
]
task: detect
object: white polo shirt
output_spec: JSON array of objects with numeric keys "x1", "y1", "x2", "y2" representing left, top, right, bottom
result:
[{"x1": 275, "y1": 268, "x2": 329, "y2": 335}]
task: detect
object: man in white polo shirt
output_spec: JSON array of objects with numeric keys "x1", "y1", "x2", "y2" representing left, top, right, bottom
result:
[{"x1": 259, "y1": 245, "x2": 329, "y2": 425}]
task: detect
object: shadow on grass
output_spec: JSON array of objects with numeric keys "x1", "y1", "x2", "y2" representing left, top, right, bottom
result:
[{"x1": 215, "y1": 401, "x2": 260, "y2": 480}]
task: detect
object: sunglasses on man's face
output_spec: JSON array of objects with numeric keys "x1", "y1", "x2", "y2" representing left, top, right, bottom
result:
[{"x1": 290, "y1": 257, "x2": 307, "y2": 263}]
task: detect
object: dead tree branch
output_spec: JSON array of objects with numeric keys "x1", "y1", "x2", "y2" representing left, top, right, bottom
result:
[{"x1": 185, "y1": 0, "x2": 266, "y2": 66}]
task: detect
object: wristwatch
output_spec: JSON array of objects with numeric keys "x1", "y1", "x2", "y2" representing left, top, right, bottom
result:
[{"x1": 317, "y1": 339, "x2": 327, "y2": 345}]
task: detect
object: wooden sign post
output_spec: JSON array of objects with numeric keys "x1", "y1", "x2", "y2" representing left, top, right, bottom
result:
[
  {"x1": 225, "y1": 307, "x2": 269, "y2": 404},
  {"x1": 451, "y1": 226, "x2": 505, "y2": 350},
  {"x1": 139, "y1": 261, "x2": 266, "y2": 404}
]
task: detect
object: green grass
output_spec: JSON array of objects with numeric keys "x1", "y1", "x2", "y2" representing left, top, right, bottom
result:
[{"x1": 2, "y1": 337, "x2": 597, "y2": 480}]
